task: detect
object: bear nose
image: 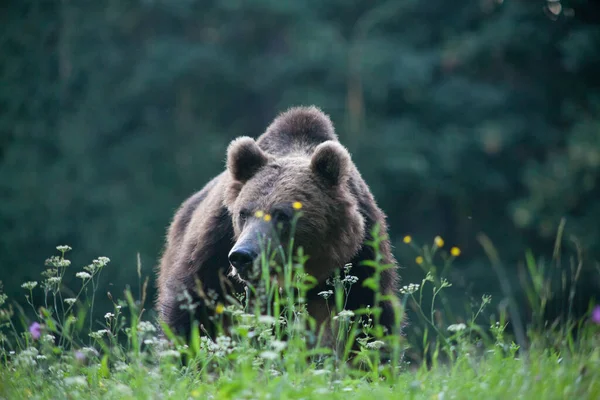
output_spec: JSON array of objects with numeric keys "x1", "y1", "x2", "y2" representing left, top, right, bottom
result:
[{"x1": 228, "y1": 248, "x2": 258, "y2": 274}]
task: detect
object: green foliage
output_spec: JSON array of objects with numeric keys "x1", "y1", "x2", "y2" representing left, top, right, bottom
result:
[{"x1": 0, "y1": 234, "x2": 599, "y2": 399}]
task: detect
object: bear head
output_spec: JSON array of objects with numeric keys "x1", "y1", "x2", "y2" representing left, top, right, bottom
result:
[{"x1": 223, "y1": 136, "x2": 365, "y2": 285}]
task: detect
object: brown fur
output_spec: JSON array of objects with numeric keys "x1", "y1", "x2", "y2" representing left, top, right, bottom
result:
[{"x1": 156, "y1": 106, "x2": 401, "y2": 344}]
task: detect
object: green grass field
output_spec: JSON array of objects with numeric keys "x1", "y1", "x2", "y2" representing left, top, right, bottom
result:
[{"x1": 1, "y1": 229, "x2": 599, "y2": 400}]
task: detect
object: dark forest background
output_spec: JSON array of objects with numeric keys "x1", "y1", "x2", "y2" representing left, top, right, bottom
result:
[{"x1": 1, "y1": 0, "x2": 599, "y2": 334}]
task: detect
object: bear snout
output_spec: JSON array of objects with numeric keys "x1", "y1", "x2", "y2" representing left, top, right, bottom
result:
[{"x1": 228, "y1": 246, "x2": 258, "y2": 278}]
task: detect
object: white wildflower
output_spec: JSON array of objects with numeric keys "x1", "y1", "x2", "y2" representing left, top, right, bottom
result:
[
  {"x1": 317, "y1": 290, "x2": 333, "y2": 299},
  {"x1": 64, "y1": 376, "x2": 87, "y2": 387},
  {"x1": 94, "y1": 257, "x2": 110, "y2": 267},
  {"x1": 56, "y1": 245, "x2": 72, "y2": 253},
  {"x1": 400, "y1": 283, "x2": 420, "y2": 295},
  {"x1": 260, "y1": 351, "x2": 278, "y2": 360},
  {"x1": 258, "y1": 315, "x2": 276, "y2": 325},
  {"x1": 333, "y1": 310, "x2": 355, "y2": 321},
  {"x1": 76, "y1": 272, "x2": 91, "y2": 280},
  {"x1": 88, "y1": 329, "x2": 109, "y2": 339},
  {"x1": 81, "y1": 347, "x2": 99, "y2": 357},
  {"x1": 21, "y1": 281, "x2": 38, "y2": 290},
  {"x1": 366, "y1": 340, "x2": 386, "y2": 350},
  {"x1": 271, "y1": 340, "x2": 287, "y2": 352},
  {"x1": 342, "y1": 275, "x2": 359, "y2": 284},
  {"x1": 42, "y1": 334, "x2": 55, "y2": 343},
  {"x1": 104, "y1": 312, "x2": 114, "y2": 320},
  {"x1": 64, "y1": 298, "x2": 77, "y2": 305},
  {"x1": 447, "y1": 323, "x2": 467, "y2": 332},
  {"x1": 137, "y1": 321, "x2": 157, "y2": 334}
]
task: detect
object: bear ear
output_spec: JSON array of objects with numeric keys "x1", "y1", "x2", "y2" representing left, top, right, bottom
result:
[
  {"x1": 310, "y1": 141, "x2": 351, "y2": 186},
  {"x1": 227, "y1": 136, "x2": 269, "y2": 183}
]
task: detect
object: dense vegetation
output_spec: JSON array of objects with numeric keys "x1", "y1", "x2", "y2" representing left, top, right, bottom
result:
[{"x1": 1, "y1": 237, "x2": 599, "y2": 399}]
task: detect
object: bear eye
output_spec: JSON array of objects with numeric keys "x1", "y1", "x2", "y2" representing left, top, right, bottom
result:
[
  {"x1": 238, "y1": 209, "x2": 251, "y2": 224},
  {"x1": 271, "y1": 208, "x2": 292, "y2": 223}
]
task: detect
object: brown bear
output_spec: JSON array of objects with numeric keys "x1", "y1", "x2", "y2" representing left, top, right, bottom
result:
[{"x1": 156, "y1": 106, "x2": 401, "y2": 348}]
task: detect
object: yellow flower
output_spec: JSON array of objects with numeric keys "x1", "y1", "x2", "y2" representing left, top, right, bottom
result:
[
  {"x1": 416, "y1": 256, "x2": 424, "y2": 265},
  {"x1": 254, "y1": 210, "x2": 264, "y2": 218},
  {"x1": 434, "y1": 236, "x2": 444, "y2": 248},
  {"x1": 292, "y1": 201, "x2": 303, "y2": 210},
  {"x1": 215, "y1": 303, "x2": 224, "y2": 314},
  {"x1": 263, "y1": 214, "x2": 272, "y2": 222},
  {"x1": 403, "y1": 235, "x2": 412, "y2": 244},
  {"x1": 450, "y1": 247, "x2": 461, "y2": 257}
]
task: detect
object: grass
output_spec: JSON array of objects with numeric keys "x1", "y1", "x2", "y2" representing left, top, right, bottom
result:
[{"x1": 0, "y1": 215, "x2": 599, "y2": 399}]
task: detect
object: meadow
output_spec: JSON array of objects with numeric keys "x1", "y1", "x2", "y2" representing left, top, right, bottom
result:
[{"x1": 0, "y1": 221, "x2": 599, "y2": 400}]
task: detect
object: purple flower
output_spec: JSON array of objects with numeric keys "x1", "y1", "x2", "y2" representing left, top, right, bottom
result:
[
  {"x1": 592, "y1": 305, "x2": 600, "y2": 325},
  {"x1": 29, "y1": 322, "x2": 42, "y2": 340},
  {"x1": 75, "y1": 351, "x2": 86, "y2": 362}
]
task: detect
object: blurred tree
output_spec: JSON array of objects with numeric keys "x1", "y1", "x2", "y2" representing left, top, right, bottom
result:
[{"x1": 0, "y1": 0, "x2": 597, "y2": 327}]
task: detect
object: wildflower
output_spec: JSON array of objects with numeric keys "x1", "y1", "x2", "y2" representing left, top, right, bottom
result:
[
  {"x1": 45, "y1": 255, "x2": 71, "y2": 268},
  {"x1": 21, "y1": 281, "x2": 38, "y2": 290},
  {"x1": 29, "y1": 322, "x2": 42, "y2": 340},
  {"x1": 263, "y1": 214, "x2": 272, "y2": 222},
  {"x1": 81, "y1": 347, "x2": 99, "y2": 357},
  {"x1": 415, "y1": 256, "x2": 424, "y2": 265},
  {"x1": 292, "y1": 201, "x2": 303, "y2": 210},
  {"x1": 254, "y1": 210, "x2": 264, "y2": 218},
  {"x1": 42, "y1": 334, "x2": 55, "y2": 343},
  {"x1": 64, "y1": 298, "x2": 76, "y2": 305},
  {"x1": 591, "y1": 305, "x2": 600, "y2": 325},
  {"x1": 333, "y1": 310, "x2": 355, "y2": 321},
  {"x1": 74, "y1": 351, "x2": 86, "y2": 362},
  {"x1": 260, "y1": 351, "x2": 278, "y2": 360},
  {"x1": 403, "y1": 235, "x2": 412, "y2": 244},
  {"x1": 258, "y1": 315, "x2": 276, "y2": 325},
  {"x1": 76, "y1": 272, "x2": 92, "y2": 280},
  {"x1": 137, "y1": 321, "x2": 157, "y2": 334},
  {"x1": 342, "y1": 275, "x2": 359, "y2": 284},
  {"x1": 399, "y1": 283, "x2": 420, "y2": 295},
  {"x1": 104, "y1": 312, "x2": 114, "y2": 320},
  {"x1": 434, "y1": 236, "x2": 444, "y2": 247},
  {"x1": 56, "y1": 245, "x2": 72, "y2": 253},
  {"x1": 47, "y1": 277, "x2": 61, "y2": 284},
  {"x1": 450, "y1": 247, "x2": 461, "y2": 257},
  {"x1": 15, "y1": 348, "x2": 38, "y2": 367},
  {"x1": 271, "y1": 340, "x2": 287, "y2": 352},
  {"x1": 215, "y1": 303, "x2": 225, "y2": 314},
  {"x1": 318, "y1": 290, "x2": 333, "y2": 299},
  {"x1": 366, "y1": 340, "x2": 385, "y2": 350},
  {"x1": 95, "y1": 256, "x2": 110, "y2": 267},
  {"x1": 89, "y1": 329, "x2": 109, "y2": 339},
  {"x1": 447, "y1": 323, "x2": 467, "y2": 332}
]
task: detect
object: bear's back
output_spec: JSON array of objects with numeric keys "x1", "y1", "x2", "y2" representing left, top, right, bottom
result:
[{"x1": 256, "y1": 106, "x2": 338, "y2": 156}]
